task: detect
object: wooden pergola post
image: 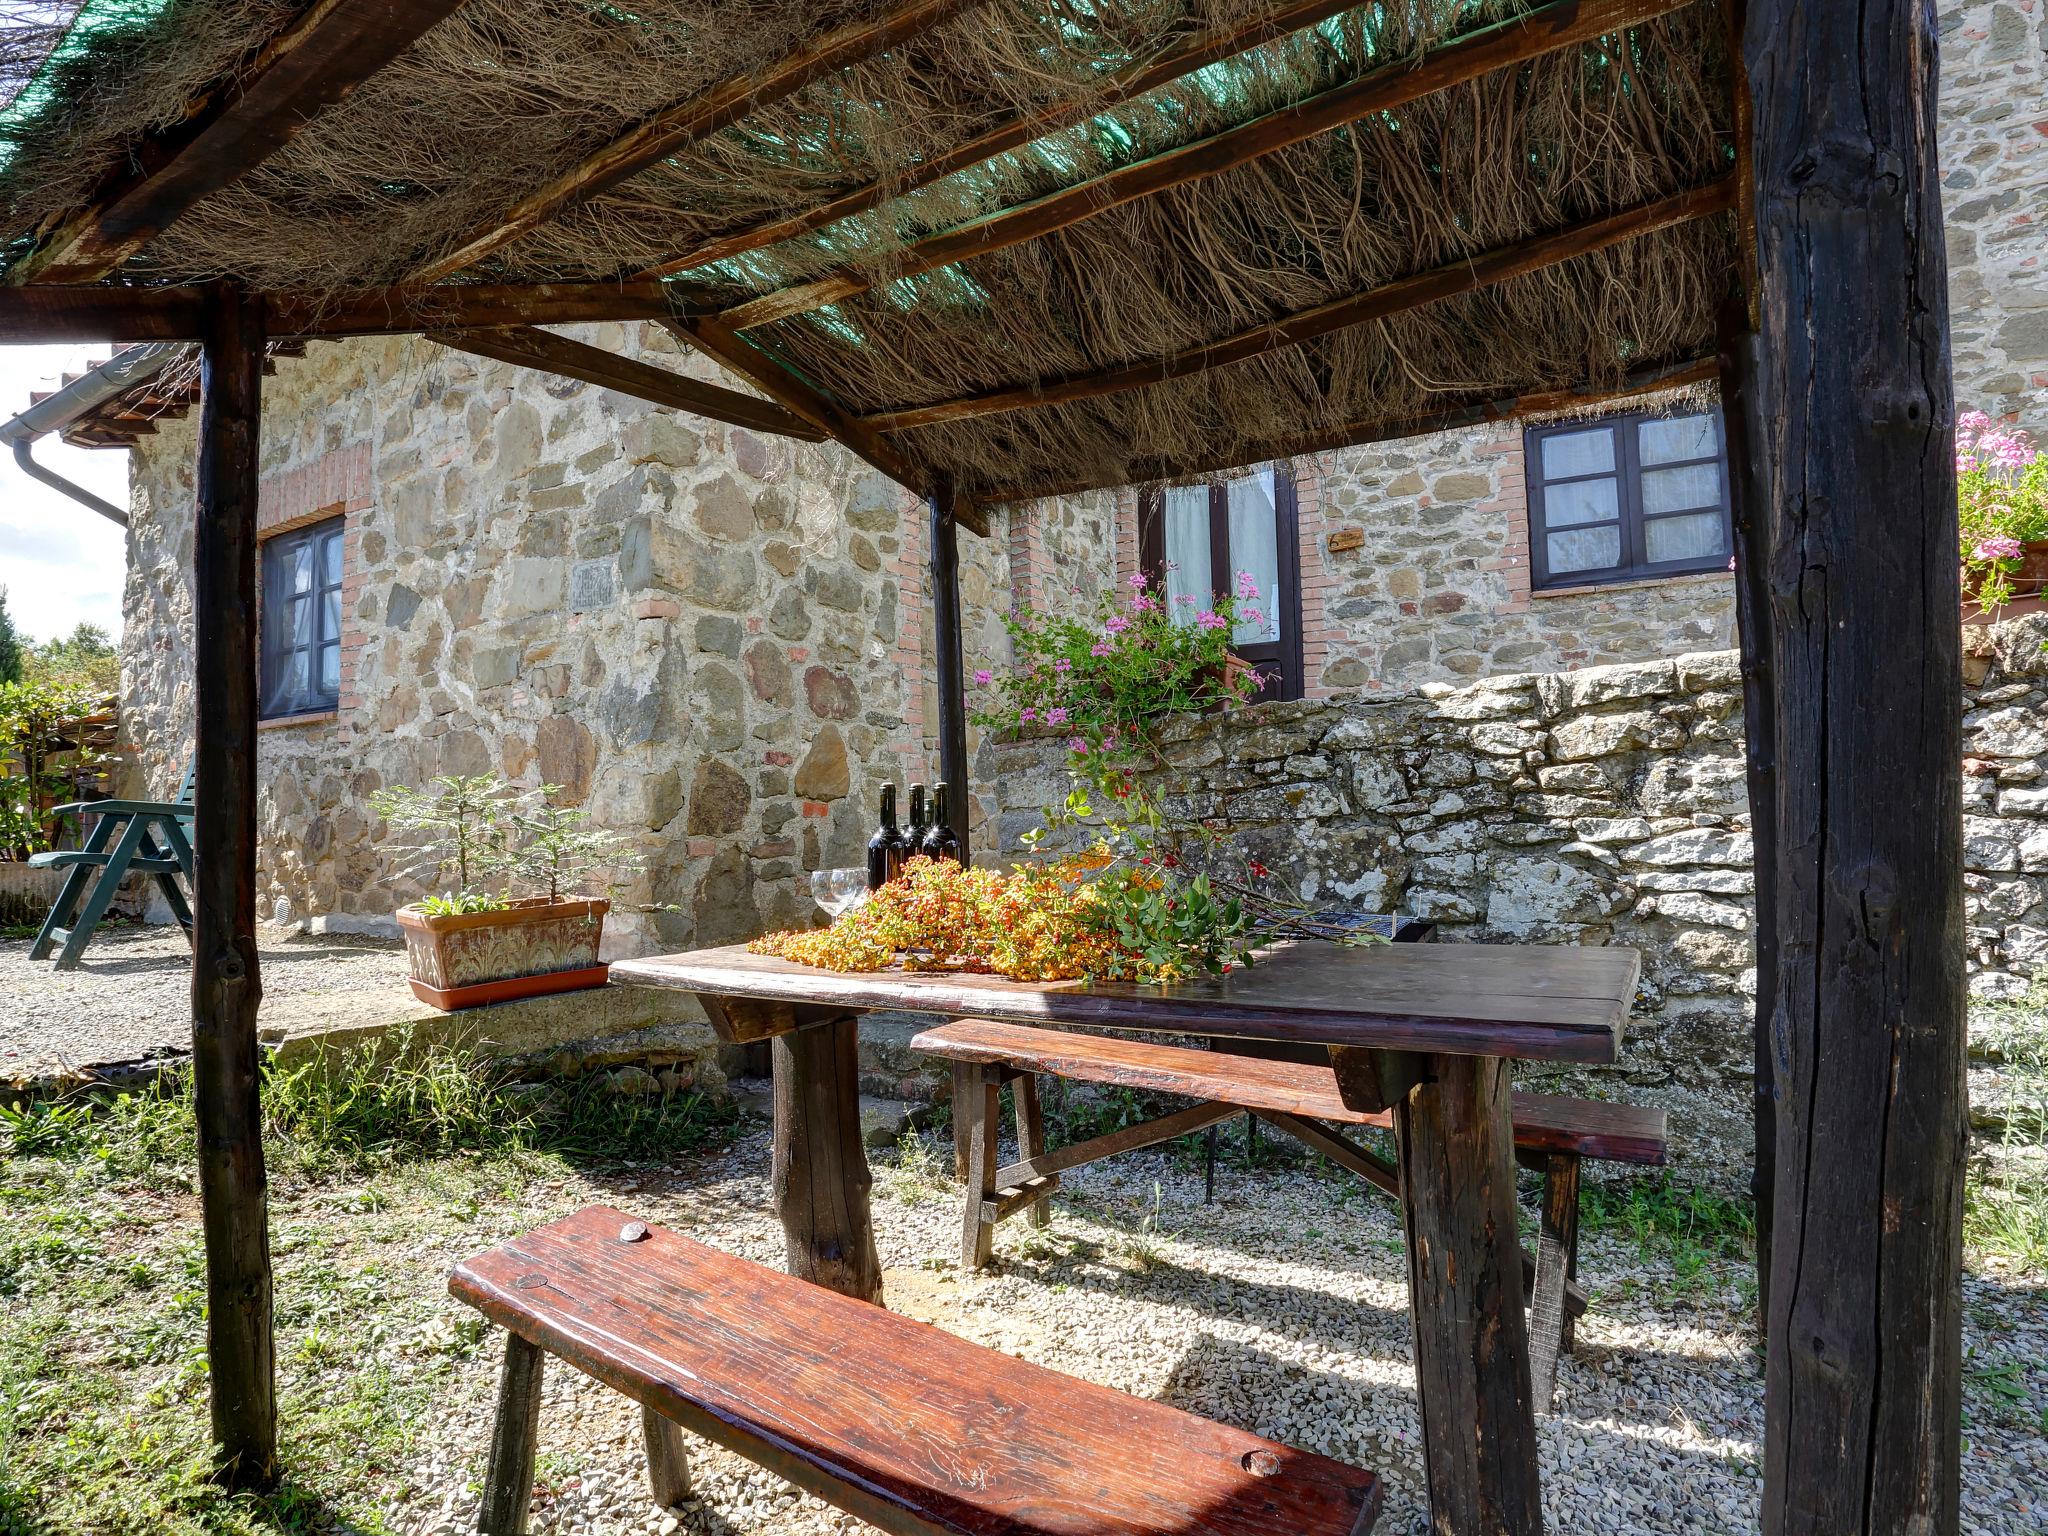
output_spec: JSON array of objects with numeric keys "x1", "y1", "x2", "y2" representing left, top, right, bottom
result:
[
  {"x1": 191, "y1": 280, "x2": 276, "y2": 1485},
  {"x1": 929, "y1": 475, "x2": 971, "y2": 863},
  {"x1": 1716, "y1": 303, "x2": 1776, "y2": 1327},
  {"x1": 1744, "y1": 3, "x2": 1966, "y2": 1530}
]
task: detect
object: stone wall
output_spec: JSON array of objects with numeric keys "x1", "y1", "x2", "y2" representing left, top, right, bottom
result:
[
  {"x1": 992, "y1": 613, "x2": 2048, "y2": 1086},
  {"x1": 1940, "y1": 0, "x2": 2048, "y2": 432},
  {"x1": 120, "y1": 322, "x2": 1011, "y2": 950}
]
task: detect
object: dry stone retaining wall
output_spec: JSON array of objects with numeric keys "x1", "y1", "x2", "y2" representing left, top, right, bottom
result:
[{"x1": 992, "y1": 613, "x2": 2048, "y2": 1085}]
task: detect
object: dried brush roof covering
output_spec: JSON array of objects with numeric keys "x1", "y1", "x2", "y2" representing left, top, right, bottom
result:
[{"x1": 0, "y1": 0, "x2": 1739, "y2": 503}]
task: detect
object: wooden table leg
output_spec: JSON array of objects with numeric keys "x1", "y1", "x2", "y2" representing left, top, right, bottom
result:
[
  {"x1": 771, "y1": 1015, "x2": 883, "y2": 1304},
  {"x1": 1392, "y1": 1052, "x2": 1544, "y2": 1535}
]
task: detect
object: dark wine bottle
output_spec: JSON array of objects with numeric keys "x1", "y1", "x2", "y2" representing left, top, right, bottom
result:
[
  {"x1": 866, "y1": 782, "x2": 909, "y2": 890},
  {"x1": 922, "y1": 781, "x2": 962, "y2": 864},
  {"x1": 907, "y1": 782, "x2": 930, "y2": 858}
]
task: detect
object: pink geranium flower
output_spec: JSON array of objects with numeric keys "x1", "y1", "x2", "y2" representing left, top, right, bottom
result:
[
  {"x1": 973, "y1": 668, "x2": 992, "y2": 686},
  {"x1": 1974, "y1": 534, "x2": 2024, "y2": 563},
  {"x1": 1127, "y1": 572, "x2": 1149, "y2": 590},
  {"x1": 1236, "y1": 570, "x2": 1261, "y2": 599},
  {"x1": 1069, "y1": 737, "x2": 1089, "y2": 754},
  {"x1": 1196, "y1": 610, "x2": 1228, "y2": 630},
  {"x1": 1091, "y1": 641, "x2": 1113, "y2": 657},
  {"x1": 1105, "y1": 614, "x2": 1131, "y2": 634}
]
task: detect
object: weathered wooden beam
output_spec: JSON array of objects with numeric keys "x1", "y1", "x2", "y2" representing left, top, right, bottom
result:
[
  {"x1": 929, "y1": 475, "x2": 971, "y2": 861},
  {"x1": 1746, "y1": 0, "x2": 1965, "y2": 1528},
  {"x1": 0, "y1": 284, "x2": 209, "y2": 342},
  {"x1": 1717, "y1": 301, "x2": 1775, "y2": 1336},
  {"x1": 0, "y1": 279, "x2": 680, "y2": 343},
  {"x1": 980, "y1": 355, "x2": 1718, "y2": 506},
  {"x1": 270, "y1": 281, "x2": 680, "y2": 338},
  {"x1": 12, "y1": 0, "x2": 470, "y2": 286},
  {"x1": 718, "y1": 0, "x2": 1700, "y2": 332},
  {"x1": 428, "y1": 326, "x2": 826, "y2": 440},
  {"x1": 772, "y1": 1014, "x2": 884, "y2": 1303},
  {"x1": 865, "y1": 177, "x2": 1733, "y2": 433},
  {"x1": 658, "y1": 313, "x2": 990, "y2": 537},
  {"x1": 191, "y1": 282, "x2": 275, "y2": 1488},
  {"x1": 633, "y1": 0, "x2": 1365, "y2": 280},
  {"x1": 1393, "y1": 1053, "x2": 1544, "y2": 1532},
  {"x1": 415, "y1": 0, "x2": 987, "y2": 283}
]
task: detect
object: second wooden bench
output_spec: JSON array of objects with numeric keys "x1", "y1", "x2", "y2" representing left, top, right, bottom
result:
[{"x1": 914, "y1": 1016, "x2": 1668, "y2": 1403}]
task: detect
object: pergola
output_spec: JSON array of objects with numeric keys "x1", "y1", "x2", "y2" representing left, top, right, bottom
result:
[{"x1": 0, "y1": 1, "x2": 1964, "y2": 1532}]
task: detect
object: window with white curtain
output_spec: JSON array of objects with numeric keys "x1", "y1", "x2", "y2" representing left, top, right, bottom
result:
[
  {"x1": 259, "y1": 516, "x2": 345, "y2": 718},
  {"x1": 1139, "y1": 464, "x2": 1302, "y2": 701},
  {"x1": 1525, "y1": 408, "x2": 1731, "y2": 589}
]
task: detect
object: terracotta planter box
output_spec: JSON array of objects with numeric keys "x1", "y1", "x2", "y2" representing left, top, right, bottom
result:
[
  {"x1": 1964, "y1": 539, "x2": 2048, "y2": 623},
  {"x1": 395, "y1": 897, "x2": 610, "y2": 1010}
]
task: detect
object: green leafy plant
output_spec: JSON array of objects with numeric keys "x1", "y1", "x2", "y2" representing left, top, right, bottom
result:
[
  {"x1": 499, "y1": 795, "x2": 646, "y2": 904},
  {"x1": 367, "y1": 773, "x2": 514, "y2": 900},
  {"x1": 415, "y1": 891, "x2": 510, "y2": 916},
  {"x1": 0, "y1": 675, "x2": 111, "y2": 859},
  {"x1": 369, "y1": 774, "x2": 646, "y2": 909},
  {"x1": 971, "y1": 569, "x2": 1383, "y2": 978},
  {"x1": 1957, "y1": 411, "x2": 2048, "y2": 610}
]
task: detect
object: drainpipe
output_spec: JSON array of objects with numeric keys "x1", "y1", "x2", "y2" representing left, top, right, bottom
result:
[{"x1": 0, "y1": 342, "x2": 186, "y2": 527}]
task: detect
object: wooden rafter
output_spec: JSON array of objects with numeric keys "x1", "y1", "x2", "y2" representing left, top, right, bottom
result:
[
  {"x1": 428, "y1": 326, "x2": 826, "y2": 440},
  {"x1": 658, "y1": 314, "x2": 990, "y2": 537},
  {"x1": 718, "y1": 0, "x2": 1699, "y2": 333},
  {"x1": 11, "y1": 0, "x2": 471, "y2": 287},
  {"x1": 979, "y1": 355, "x2": 1719, "y2": 505},
  {"x1": 414, "y1": 0, "x2": 988, "y2": 284},
  {"x1": 0, "y1": 280, "x2": 680, "y2": 342},
  {"x1": 863, "y1": 176, "x2": 1736, "y2": 433},
  {"x1": 633, "y1": 0, "x2": 1364, "y2": 280}
]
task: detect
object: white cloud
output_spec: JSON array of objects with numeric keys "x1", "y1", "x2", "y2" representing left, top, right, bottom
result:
[{"x1": 0, "y1": 343, "x2": 129, "y2": 646}]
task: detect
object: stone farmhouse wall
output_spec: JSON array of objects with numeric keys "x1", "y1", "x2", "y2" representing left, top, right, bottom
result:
[
  {"x1": 991, "y1": 614, "x2": 2048, "y2": 1085},
  {"x1": 1941, "y1": 0, "x2": 2048, "y2": 430},
  {"x1": 119, "y1": 323, "x2": 1010, "y2": 953},
  {"x1": 1004, "y1": 0, "x2": 2046, "y2": 694}
]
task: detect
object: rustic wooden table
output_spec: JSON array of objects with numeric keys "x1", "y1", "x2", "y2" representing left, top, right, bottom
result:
[{"x1": 612, "y1": 939, "x2": 1641, "y2": 1536}]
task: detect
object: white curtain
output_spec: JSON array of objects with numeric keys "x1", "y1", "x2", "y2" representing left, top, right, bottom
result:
[
  {"x1": 1162, "y1": 485, "x2": 1211, "y2": 624},
  {"x1": 1227, "y1": 471, "x2": 1281, "y2": 645}
]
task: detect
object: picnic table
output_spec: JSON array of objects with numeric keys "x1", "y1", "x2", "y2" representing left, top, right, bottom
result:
[{"x1": 612, "y1": 938, "x2": 1641, "y2": 1536}]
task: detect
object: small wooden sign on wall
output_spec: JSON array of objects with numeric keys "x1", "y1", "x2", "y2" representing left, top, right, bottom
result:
[{"x1": 1327, "y1": 527, "x2": 1365, "y2": 553}]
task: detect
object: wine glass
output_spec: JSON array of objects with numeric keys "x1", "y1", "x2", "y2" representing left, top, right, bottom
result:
[{"x1": 811, "y1": 867, "x2": 867, "y2": 919}]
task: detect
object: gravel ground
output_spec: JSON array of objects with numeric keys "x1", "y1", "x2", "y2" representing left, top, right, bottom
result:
[
  {"x1": 388, "y1": 1128, "x2": 2046, "y2": 1536},
  {"x1": 0, "y1": 925, "x2": 409, "y2": 1081}
]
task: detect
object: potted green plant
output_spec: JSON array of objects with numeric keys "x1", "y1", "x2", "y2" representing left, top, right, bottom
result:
[
  {"x1": 368, "y1": 774, "x2": 643, "y2": 1009},
  {"x1": 1958, "y1": 412, "x2": 2047, "y2": 613}
]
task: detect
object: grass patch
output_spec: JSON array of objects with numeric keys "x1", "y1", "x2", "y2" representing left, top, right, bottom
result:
[
  {"x1": 0, "y1": 1034, "x2": 746, "y2": 1535},
  {"x1": 3, "y1": 1028, "x2": 743, "y2": 1178},
  {"x1": 1965, "y1": 993, "x2": 2048, "y2": 1275}
]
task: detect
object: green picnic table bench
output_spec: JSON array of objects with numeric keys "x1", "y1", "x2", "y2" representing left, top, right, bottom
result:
[{"x1": 28, "y1": 759, "x2": 195, "y2": 970}]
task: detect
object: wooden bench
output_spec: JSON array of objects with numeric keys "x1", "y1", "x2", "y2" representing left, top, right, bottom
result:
[
  {"x1": 450, "y1": 1205, "x2": 1383, "y2": 1536},
  {"x1": 914, "y1": 1016, "x2": 1668, "y2": 1403}
]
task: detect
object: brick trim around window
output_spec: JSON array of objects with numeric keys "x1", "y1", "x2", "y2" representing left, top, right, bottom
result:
[{"x1": 255, "y1": 442, "x2": 373, "y2": 729}]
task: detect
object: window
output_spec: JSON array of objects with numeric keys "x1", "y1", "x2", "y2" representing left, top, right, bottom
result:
[
  {"x1": 1526, "y1": 408, "x2": 1730, "y2": 589},
  {"x1": 1139, "y1": 464, "x2": 1303, "y2": 701},
  {"x1": 260, "y1": 516, "x2": 344, "y2": 718}
]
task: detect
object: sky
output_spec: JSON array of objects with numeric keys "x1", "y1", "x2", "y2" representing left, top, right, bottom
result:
[{"x1": 0, "y1": 343, "x2": 129, "y2": 646}]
